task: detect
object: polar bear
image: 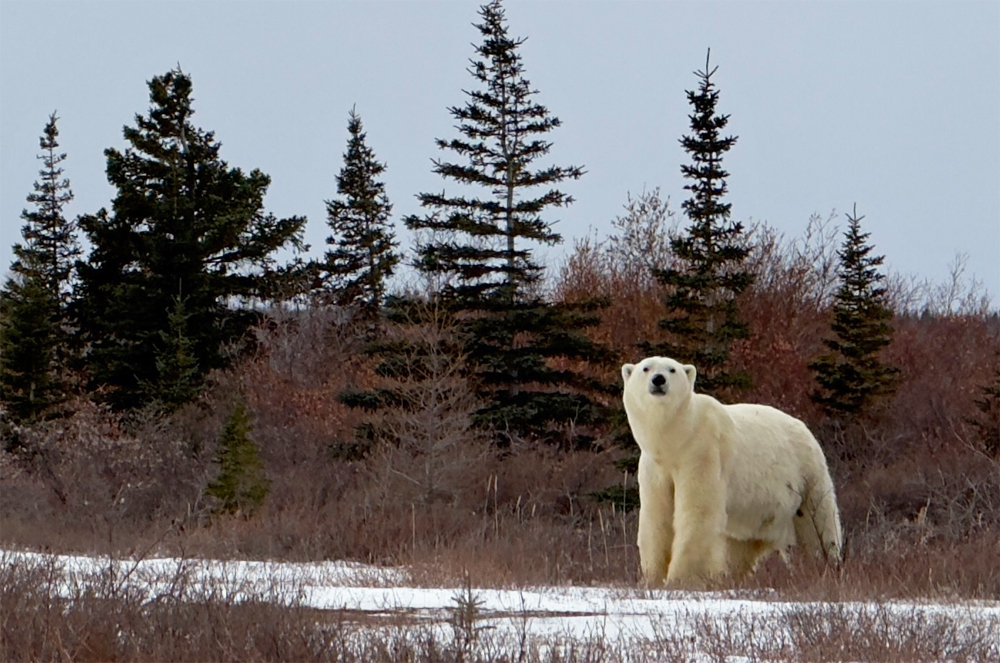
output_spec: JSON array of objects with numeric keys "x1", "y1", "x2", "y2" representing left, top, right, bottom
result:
[{"x1": 622, "y1": 356, "x2": 842, "y2": 585}]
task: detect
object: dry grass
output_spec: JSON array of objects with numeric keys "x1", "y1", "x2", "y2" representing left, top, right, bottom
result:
[
  {"x1": 681, "y1": 601, "x2": 999, "y2": 663},
  {"x1": 3, "y1": 551, "x2": 997, "y2": 663},
  {"x1": 0, "y1": 551, "x2": 355, "y2": 662}
]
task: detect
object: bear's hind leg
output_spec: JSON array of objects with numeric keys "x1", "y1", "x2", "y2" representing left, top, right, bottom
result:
[
  {"x1": 726, "y1": 538, "x2": 774, "y2": 577},
  {"x1": 794, "y1": 481, "x2": 842, "y2": 561},
  {"x1": 793, "y1": 507, "x2": 822, "y2": 554}
]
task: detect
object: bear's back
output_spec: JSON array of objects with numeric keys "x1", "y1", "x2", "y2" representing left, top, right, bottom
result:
[{"x1": 720, "y1": 402, "x2": 825, "y2": 481}]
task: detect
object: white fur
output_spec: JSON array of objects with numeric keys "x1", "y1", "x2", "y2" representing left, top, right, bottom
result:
[{"x1": 622, "y1": 356, "x2": 842, "y2": 585}]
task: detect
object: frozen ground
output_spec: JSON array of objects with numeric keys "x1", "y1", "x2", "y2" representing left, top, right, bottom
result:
[{"x1": 6, "y1": 549, "x2": 1000, "y2": 659}]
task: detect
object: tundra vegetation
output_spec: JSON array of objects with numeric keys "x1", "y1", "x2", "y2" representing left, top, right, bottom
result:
[{"x1": 1, "y1": 0, "x2": 997, "y2": 659}]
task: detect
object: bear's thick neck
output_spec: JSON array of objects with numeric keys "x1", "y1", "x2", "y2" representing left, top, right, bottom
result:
[{"x1": 630, "y1": 390, "x2": 699, "y2": 458}]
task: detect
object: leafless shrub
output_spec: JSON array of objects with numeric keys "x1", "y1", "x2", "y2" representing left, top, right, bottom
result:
[
  {"x1": 743, "y1": 211, "x2": 841, "y2": 313},
  {"x1": 557, "y1": 189, "x2": 673, "y2": 297},
  {"x1": 238, "y1": 304, "x2": 365, "y2": 470},
  {"x1": 555, "y1": 188, "x2": 681, "y2": 351},
  {"x1": 0, "y1": 550, "x2": 348, "y2": 662},
  {"x1": 728, "y1": 520, "x2": 1000, "y2": 602},
  {"x1": 605, "y1": 187, "x2": 679, "y2": 278},
  {"x1": 0, "y1": 399, "x2": 207, "y2": 553},
  {"x1": 640, "y1": 599, "x2": 999, "y2": 663},
  {"x1": 888, "y1": 252, "x2": 994, "y2": 316},
  {"x1": 364, "y1": 301, "x2": 493, "y2": 510},
  {"x1": 786, "y1": 601, "x2": 999, "y2": 662},
  {"x1": 248, "y1": 302, "x2": 363, "y2": 389}
]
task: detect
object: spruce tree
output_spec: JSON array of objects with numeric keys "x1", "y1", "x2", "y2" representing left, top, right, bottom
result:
[
  {"x1": 0, "y1": 112, "x2": 79, "y2": 423},
  {"x1": 401, "y1": 0, "x2": 608, "y2": 447},
  {"x1": 0, "y1": 278, "x2": 60, "y2": 427},
  {"x1": 649, "y1": 50, "x2": 752, "y2": 398},
  {"x1": 75, "y1": 68, "x2": 307, "y2": 411},
  {"x1": 318, "y1": 107, "x2": 399, "y2": 331},
  {"x1": 809, "y1": 205, "x2": 899, "y2": 416},
  {"x1": 145, "y1": 294, "x2": 200, "y2": 413},
  {"x1": 206, "y1": 399, "x2": 269, "y2": 516}
]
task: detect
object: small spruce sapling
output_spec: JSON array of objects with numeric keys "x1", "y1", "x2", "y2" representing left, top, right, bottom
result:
[
  {"x1": 206, "y1": 399, "x2": 269, "y2": 516},
  {"x1": 810, "y1": 205, "x2": 899, "y2": 418}
]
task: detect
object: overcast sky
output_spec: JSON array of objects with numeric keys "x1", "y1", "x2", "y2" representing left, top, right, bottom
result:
[{"x1": 2, "y1": 1, "x2": 998, "y2": 299}]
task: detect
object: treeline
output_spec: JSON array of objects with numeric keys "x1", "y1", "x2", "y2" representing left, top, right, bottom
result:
[{"x1": 2, "y1": 0, "x2": 998, "y2": 527}]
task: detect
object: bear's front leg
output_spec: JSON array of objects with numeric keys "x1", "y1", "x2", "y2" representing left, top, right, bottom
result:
[
  {"x1": 667, "y1": 452, "x2": 727, "y2": 583},
  {"x1": 637, "y1": 456, "x2": 673, "y2": 586}
]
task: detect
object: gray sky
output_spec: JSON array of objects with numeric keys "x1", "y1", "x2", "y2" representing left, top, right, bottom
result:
[{"x1": 2, "y1": 1, "x2": 998, "y2": 299}]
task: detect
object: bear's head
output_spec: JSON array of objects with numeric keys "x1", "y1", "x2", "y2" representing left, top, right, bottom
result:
[{"x1": 621, "y1": 356, "x2": 696, "y2": 417}]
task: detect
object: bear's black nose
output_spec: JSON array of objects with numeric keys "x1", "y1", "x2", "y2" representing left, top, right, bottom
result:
[{"x1": 651, "y1": 374, "x2": 666, "y2": 387}]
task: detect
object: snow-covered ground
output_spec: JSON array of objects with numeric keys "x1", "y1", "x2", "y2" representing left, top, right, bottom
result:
[{"x1": 6, "y1": 549, "x2": 1000, "y2": 659}]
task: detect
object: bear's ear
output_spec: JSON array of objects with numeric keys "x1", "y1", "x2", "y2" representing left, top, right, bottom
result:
[
  {"x1": 622, "y1": 363, "x2": 635, "y2": 382},
  {"x1": 683, "y1": 364, "x2": 696, "y2": 389}
]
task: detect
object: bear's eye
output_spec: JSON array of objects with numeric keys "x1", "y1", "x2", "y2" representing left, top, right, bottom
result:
[
  {"x1": 669, "y1": 367, "x2": 676, "y2": 374},
  {"x1": 642, "y1": 366, "x2": 649, "y2": 373}
]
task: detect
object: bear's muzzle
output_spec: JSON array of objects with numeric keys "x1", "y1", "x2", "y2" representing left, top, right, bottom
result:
[{"x1": 649, "y1": 373, "x2": 668, "y2": 396}]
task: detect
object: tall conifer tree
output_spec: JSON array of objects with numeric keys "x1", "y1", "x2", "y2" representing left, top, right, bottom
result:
[
  {"x1": 75, "y1": 68, "x2": 307, "y2": 411},
  {"x1": 810, "y1": 205, "x2": 898, "y2": 416},
  {"x1": 649, "y1": 50, "x2": 752, "y2": 398},
  {"x1": 1, "y1": 113, "x2": 80, "y2": 423},
  {"x1": 407, "y1": 0, "x2": 608, "y2": 447},
  {"x1": 319, "y1": 107, "x2": 399, "y2": 331}
]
